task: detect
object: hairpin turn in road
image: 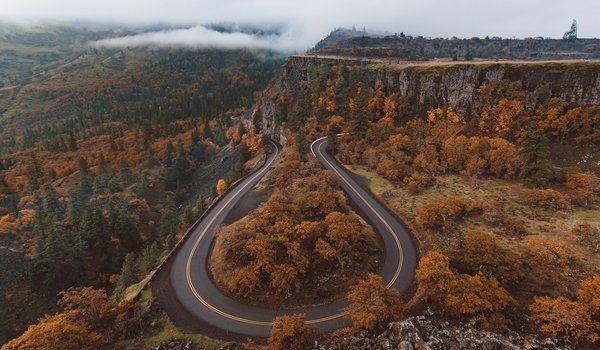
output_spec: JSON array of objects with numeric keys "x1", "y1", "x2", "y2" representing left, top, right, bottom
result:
[{"x1": 163, "y1": 138, "x2": 417, "y2": 338}]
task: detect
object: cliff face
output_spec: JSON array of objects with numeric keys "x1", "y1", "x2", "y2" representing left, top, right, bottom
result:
[{"x1": 256, "y1": 56, "x2": 600, "y2": 141}]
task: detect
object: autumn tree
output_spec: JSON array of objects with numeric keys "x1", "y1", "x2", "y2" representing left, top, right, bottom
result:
[
  {"x1": 316, "y1": 211, "x2": 378, "y2": 273},
  {"x1": 444, "y1": 273, "x2": 514, "y2": 331},
  {"x1": 345, "y1": 273, "x2": 404, "y2": 332},
  {"x1": 1, "y1": 287, "x2": 140, "y2": 350},
  {"x1": 367, "y1": 80, "x2": 385, "y2": 120},
  {"x1": 530, "y1": 296, "x2": 599, "y2": 344},
  {"x1": 268, "y1": 314, "x2": 315, "y2": 350},
  {"x1": 415, "y1": 250, "x2": 454, "y2": 302},
  {"x1": 1, "y1": 312, "x2": 104, "y2": 350},
  {"x1": 416, "y1": 250, "x2": 514, "y2": 330},
  {"x1": 578, "y1": 276, "x2": 600, "y2": 317},
  {"x1": 523, "y1": 236, "x2": 578, "y2": 270},
  {"x1": 214, "y1": 159, "x2": 380, "y2": 300},
  {"x1": 383, "y1": 93, "x2": 399, "y2": 121},
  {"x1": 417, "y1": 197, "x2": 479, "y2": 232},
  {"x1": 216, "y1": 178, "x2": 228, "y2": 195},
  {"x1": 566, "y1": 172, "x2": 600, "y2": 207},
  {"x1": 455, "y1": 231, "x2": 523, "y2": 288}
]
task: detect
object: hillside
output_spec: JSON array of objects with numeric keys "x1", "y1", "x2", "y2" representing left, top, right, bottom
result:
[
  {"x1": 2, "y1": 22, "x2": 600, "y2": 350},
  {"x1": 250, "y1": 54, "x2": 600, "y2": 348},
  {"x1": 313, "y1": 34, "x2": 600, "y2": 60},
  {"x1": 0, "y1": 23, "x2": 283, "y2": 346}
]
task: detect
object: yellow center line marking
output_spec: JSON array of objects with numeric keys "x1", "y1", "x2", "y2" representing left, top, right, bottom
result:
[
  {"x1": 316, "y1": 141, "x2": 404, "y2": 289},
  {"x1": 184, "y1": 139, "x2": 404, "y2": 327}
]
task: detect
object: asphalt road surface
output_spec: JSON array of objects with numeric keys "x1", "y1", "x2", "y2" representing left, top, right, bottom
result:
[{"x1": 168, "y1": 138, "x2": 417, "y2": 337}]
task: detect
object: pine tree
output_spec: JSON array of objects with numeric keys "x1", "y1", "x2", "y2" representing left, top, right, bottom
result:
[
  {"x1": 214, "y1": 124, "x2": 228, "y2": 146},
  {"x1": 78, "y1": 157, "x2": 92, "y2": 194},
  {"x1": 294, "y1": 130, "x2": 308, "y2": 156},
  {"x1": 113, "y1": 253, "x2": 137, "y2": 300},
  {"x1": 351, "y1": 85, "x2": 370, "y2": 139},
  {"x1": 118, "y1": 159, "x2": 131, "y2": 186},
  {"x1": 519, "y1": 129, "x2": 553, "y2": 187},
  {"x1": 30, "y1": 224, "x2": 89, "y2": 292}
]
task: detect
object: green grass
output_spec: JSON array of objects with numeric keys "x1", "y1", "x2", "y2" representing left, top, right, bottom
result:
[
  {"x1": 137, "y1": 286, "x2": 154, "y2": 309},
  {"x1": 124, "y1": 274, "x2": 152, "y2": 301},
  {"x1": 144, "y1": 313, "x2": 223, "y2": 349},
  {"x1": 576, "y1": 210, "x2": 600, "y2": 222},
  {"x1": 348, "y1": 165, "x2": 388, "y2": 192}
]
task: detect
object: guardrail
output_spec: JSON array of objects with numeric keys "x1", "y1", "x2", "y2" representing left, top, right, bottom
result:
[{"x1": 131, "y1": 142, "x2": 276, "y2": 301}]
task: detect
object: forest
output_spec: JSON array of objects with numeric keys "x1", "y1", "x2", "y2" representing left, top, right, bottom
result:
[
  {"x1": 210, "y1": 148, "x2": 381, "y2": 306},
  {"x1": 254, "y1": 59, "x2": 600, "y2": 348},
  {"x1": 1, "y1": 21, "x2": 600, "y2": 350},
  {"x1": 313, "y1": 31, "x2": 600, "y2": 60},
  {"x1": 0, "y1": 37, "x2": 282, "y2": 346}
]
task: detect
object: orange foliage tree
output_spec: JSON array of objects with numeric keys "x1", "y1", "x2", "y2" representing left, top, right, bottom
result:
[
  {"x1": 216, "y1": 178, "x2": 228, "y2": 195},
  {"x1": 1, "y1": 287, "x2": 139, "y2": 350},
  {"x1": 268, "y1": 314, "x2": 315, "y2": 350},
  {"x1": 444, "y1": 273, "x2": 514, "y2": 330},
  {"x1": 455, "y1": 231, "x2": 523, "y2": 288},
  {"x1": 415, "y1": 250, "x2": 514, "y2": 330},
  {"x1": 417, "y1": 197, "x2": 479, "y2": 232},
  {"x1": 566, "y1": 172, "x2": 600, "y2": 207},
  {"x1": 216, "y1": 156, "x2": 380, "y2": 298},
  {"x1": 530, "y1": 296, "x2": 599, "y2": 344},
  {"x1": 345, "y1": 273, "x2": 404, "y2": 332}
]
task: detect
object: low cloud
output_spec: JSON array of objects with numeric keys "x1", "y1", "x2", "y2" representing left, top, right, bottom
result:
[
  {"x1": 3, "y1": 0, "x2": 600, "y2": 50},
  {"x1": 92, "y1": 25, "x2": 303, "y2": 52}
]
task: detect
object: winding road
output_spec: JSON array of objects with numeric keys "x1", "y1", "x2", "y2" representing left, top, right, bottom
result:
[{"x1": 165, "y1": 139, "x2": 417, "y2": 338}]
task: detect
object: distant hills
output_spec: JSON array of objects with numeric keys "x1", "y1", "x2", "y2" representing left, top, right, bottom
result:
[{"x1": 311, "y1": 27, "x2": 600, "y2": 60}]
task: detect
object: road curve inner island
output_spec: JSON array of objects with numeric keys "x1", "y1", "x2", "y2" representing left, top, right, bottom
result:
[{"x1": 167, "y1": 139, "x2": 417, "y2": 338}]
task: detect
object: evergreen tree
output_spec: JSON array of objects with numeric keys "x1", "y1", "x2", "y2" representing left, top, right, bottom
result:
[
  {"x1": 202, "y1": 120, "x2": 213, "y2": 140},
  {"x1": 118, "y1": 159, "x2": 131, "y2": 186},
  {"x1": 189, "y1": 131, "x2": 205, "y2": 162},
  {"x1": 26, "y1": 154, "x2": 43, "y2": 190},
  {"x1": 327, "y1": 123, "x2": 342, "y2": 154},
  {"x1": 78, "y1": 157, "x2": 92, "y2": 194},
  {"x1": 30, "y1": 224, "x2": 89, "y2": 292},
  {"x1": 294, "y1": 130, "x2": 308, "y2": 156},
  {"x1": 519, "y1": 129, "x2": 553, "y2": 187},
  {"x1": 163, "y1": 141, "x2": 175, "y2": 167},
  {"x1": 351, "y1": 85, "x2": 370, "y2": 139},
  {"x1": 68, "y1": 131, "x2": 78, "y2": 151},
  {"x1": 214, "y1": 124, "x2": 228, "y2": 146},
  {"x1": 98, "y1": 153, "x2": 108, "y2": 175},
  {"x1": 113, "y1": 253, "x2": 136, "y2": 300},
  {"x1": 137, "y1": 242, "x2": 162, "y2": 274},
  {"x1": 335, "y1": 67, "x2": 350, "y2": 116}
]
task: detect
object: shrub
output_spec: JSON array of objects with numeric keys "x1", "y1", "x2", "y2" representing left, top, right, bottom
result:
[
  {"x1": 417, "y1": 197, "x2": 479, "y2": 231},
  {"x1": 502, "y1": 217, "x2": 528, "y2": 236},
  {"x1": 523, "y1": 236, "x2": 578, "y2": 269},
  {"x1": 571, "y1": 222, "x2": 600, "y2": 253},
  {"x1": 522, "y1": 188, "x2": 570, "y2": 210},
  {"x1": 404, "y1": 172, "x2": 435, "y2": 194}
]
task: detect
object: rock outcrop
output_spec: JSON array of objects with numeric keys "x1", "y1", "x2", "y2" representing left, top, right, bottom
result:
[
  {"x1": 255, "y1": 55, "x2": 600, "y2": 142},
  {"x1": 314, "y1": 315, "x2": 570, "y2": 350}
]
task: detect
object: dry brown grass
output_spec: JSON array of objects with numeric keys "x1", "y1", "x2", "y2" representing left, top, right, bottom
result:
[{"x1": 347, "y1": 165, "x2": 600, "y2": 303}]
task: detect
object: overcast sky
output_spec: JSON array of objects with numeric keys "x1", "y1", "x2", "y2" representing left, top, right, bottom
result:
[{"x1": 2, "y1": 0, "x2": 599, "y2": 51}]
